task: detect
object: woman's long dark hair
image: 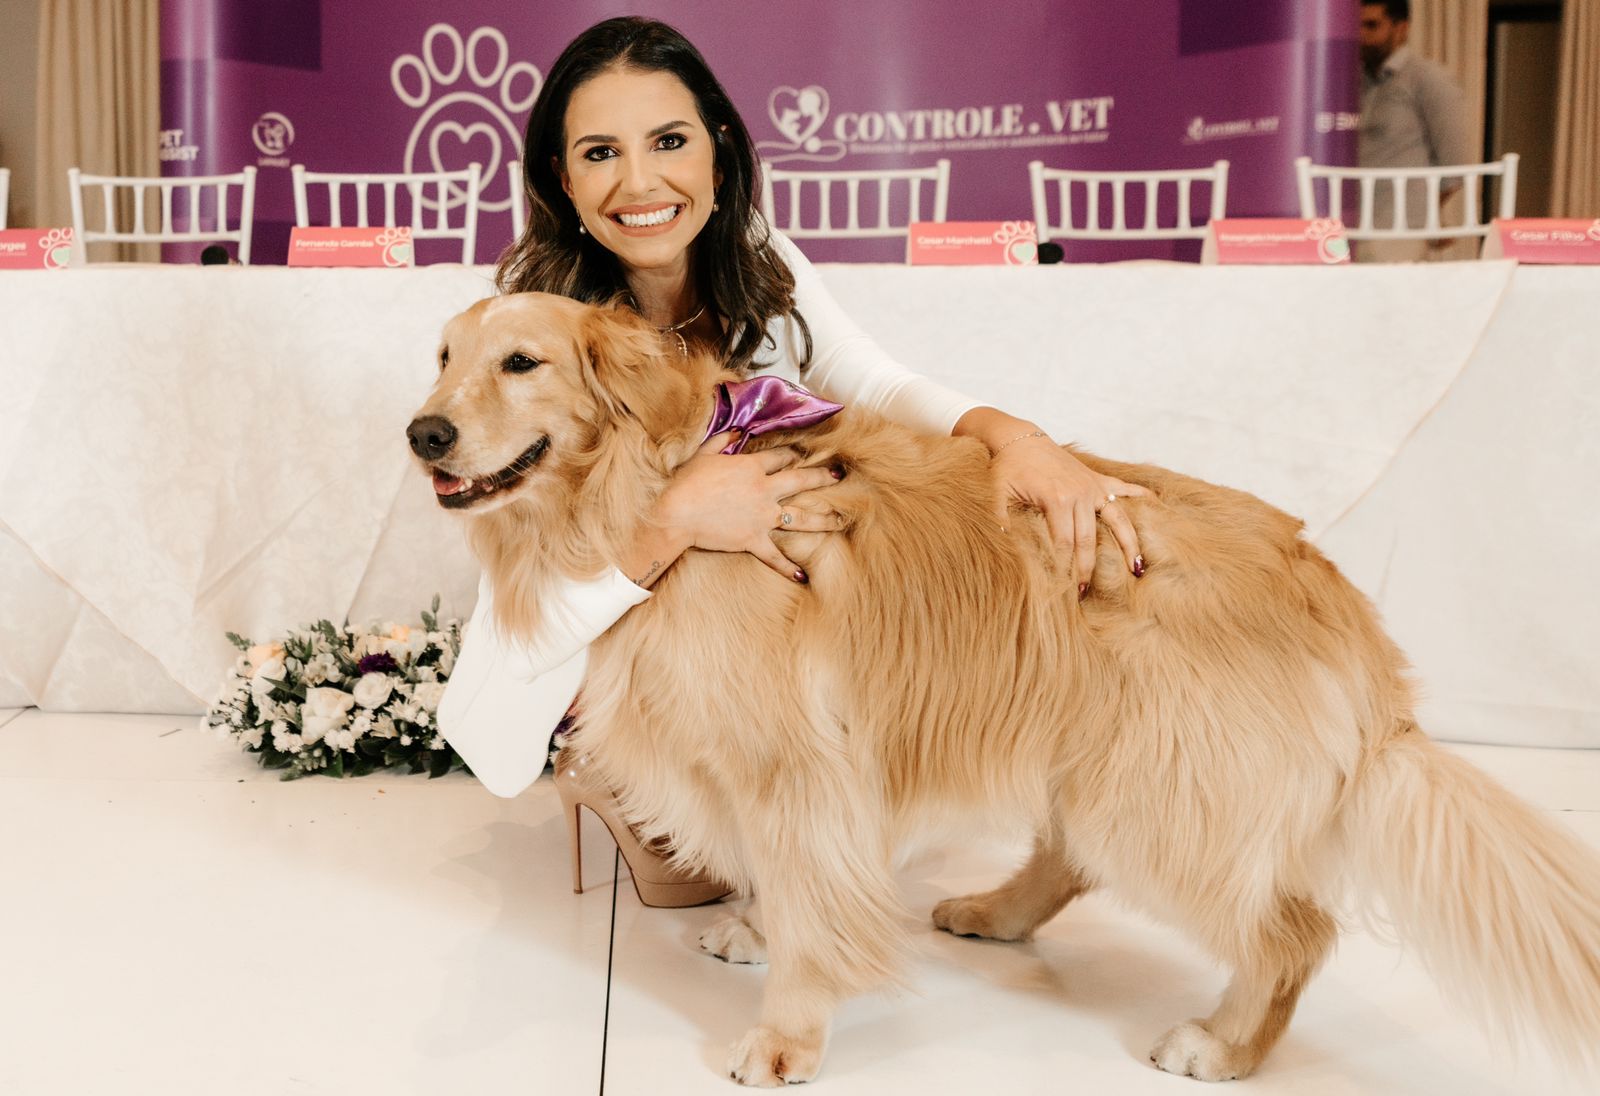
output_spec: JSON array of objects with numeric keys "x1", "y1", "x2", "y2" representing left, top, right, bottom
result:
[{"x1": 497, "y1": 17, "x2": 810, "y2": 373}]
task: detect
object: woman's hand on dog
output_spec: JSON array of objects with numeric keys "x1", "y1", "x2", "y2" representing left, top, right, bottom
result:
[
  {"x1": 991, "y1": 432, "x2": 1150, "y2": 594},
  {"x1": 648, "y1": 430, "x2": 845, "y2": 584}
]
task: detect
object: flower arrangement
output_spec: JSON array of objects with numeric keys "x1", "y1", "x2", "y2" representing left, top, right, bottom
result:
[{"x1": 206, "y1": 597, "x2": 473, "y2": 781}]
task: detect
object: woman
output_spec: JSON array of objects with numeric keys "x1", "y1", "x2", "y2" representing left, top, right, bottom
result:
[{"x1": 437, "y1": 16, "x2": 1149, "y2": 903}]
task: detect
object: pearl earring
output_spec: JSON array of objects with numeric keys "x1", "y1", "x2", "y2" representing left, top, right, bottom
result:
[
  {"x1": 712, "y1": 202, "x2": 720, "y2": 212},
  {"x1": 578, "y1": 221, "x2": 587, "y2": 235}
]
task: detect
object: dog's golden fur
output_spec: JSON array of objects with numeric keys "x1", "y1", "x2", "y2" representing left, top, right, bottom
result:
[{"x1": 414, "y1": 292, "x2": 1600, "y2": 1086}]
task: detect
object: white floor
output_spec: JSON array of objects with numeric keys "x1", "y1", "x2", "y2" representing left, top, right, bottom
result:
[{"x1": 2, "y1": 708, "x2": 1597, "y2": 1096}]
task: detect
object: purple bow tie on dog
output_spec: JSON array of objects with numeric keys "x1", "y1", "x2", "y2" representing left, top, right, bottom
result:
[{"x1": 702, "y1": 376, "x2": 844, "y2": 454}]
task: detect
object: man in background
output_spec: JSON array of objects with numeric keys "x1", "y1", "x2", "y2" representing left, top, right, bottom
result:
[{"x1": 1358, "y1": 0, "x2": 1476, "y2": 261}]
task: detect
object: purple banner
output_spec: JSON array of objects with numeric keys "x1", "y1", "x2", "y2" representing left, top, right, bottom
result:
[{"x1": 160, "y1": 1, "x2": 1358, "y2": 265}]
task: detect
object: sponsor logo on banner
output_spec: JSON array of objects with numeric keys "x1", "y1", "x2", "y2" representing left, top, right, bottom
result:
[
  {"x1": 758, "y1": 84, "x2": 1115, "y2": 162},
  {"x1": 252, "y1": 111, "x2": 295, "y2": 167},
  {"x1": 390, "y1": 23, "x2": 542, "y2": 216},
  {"x1": 1183, "y1": 115, "x2": 1281, "y2": 144},
  {"x1": 1315, "y1": 111, "x2": 1360, "y2": 134},
  {"x1": 159, "y1": 128, "x2": 200, "y2": 162}
]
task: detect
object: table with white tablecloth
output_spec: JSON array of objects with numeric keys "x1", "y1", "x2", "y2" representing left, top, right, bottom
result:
[{"x1": 2, "y1": 261, "x2": 1595, "y2": 748}]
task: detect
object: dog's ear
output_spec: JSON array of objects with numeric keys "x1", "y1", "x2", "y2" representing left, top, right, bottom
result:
[{"x1": 581, "y1": 303, "x2": 697, "y2": 441}]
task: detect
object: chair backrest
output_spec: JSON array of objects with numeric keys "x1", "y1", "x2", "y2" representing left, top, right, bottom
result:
[
  {"x1": 760, "y1": 159, "x2": 950, "y2": 239},
  {"x1": 67, "y1": 167, "x2": 257, "y2": 263},
  {"x1": 507, "y1": 161, "x2": 526, "y2": 240},
  {"x1": 0, "y1": 168, "x2": 10, "y2": 230},
  {"x1": 1029, "y1": 160, "x2": 1229, "y2": 243},
  {"x1": 1294, "y1": 154, "x2": 1518, "y2": 239},
  {"x1": 291, "y1": 164, "x2": 482, "y2": 263}
]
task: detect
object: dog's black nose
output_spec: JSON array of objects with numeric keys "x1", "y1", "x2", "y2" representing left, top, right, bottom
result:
[{"x1": 407, "y1": 415, "x2": 457, "y2": 461}]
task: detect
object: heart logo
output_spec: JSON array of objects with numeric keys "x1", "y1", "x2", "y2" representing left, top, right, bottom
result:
[
  {"x1": 767, "y1": 85, "x2": 829, "y2": 148},
  {"x1": 427, "y1": 121, "x2": 501, "y2": 209}
]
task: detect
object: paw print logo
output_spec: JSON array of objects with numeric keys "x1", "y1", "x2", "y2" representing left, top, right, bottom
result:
[
  {"x1": 391, "y1": 23, "x2": 542, "y2": 216},
  {"x1": 992, "y1": 221, "x2": 1038, "y2": 265},
  {"x1": 375, "y1": 226, "x2": 414, "y2": 268},
  {"x1": 38, "y1": 226, "x2": 73, "y2": 269}
]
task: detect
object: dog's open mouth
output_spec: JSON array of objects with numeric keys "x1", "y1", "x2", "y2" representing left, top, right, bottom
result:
[{"x1": 430, "y1": 436, "x2": 550, "y2": 509}]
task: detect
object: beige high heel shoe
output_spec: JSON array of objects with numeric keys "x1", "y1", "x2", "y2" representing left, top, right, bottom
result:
[{"x1": 554, "y1": 748, "x2": 732, "y2": 908}]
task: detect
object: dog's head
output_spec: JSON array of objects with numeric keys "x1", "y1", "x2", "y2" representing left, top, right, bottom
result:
[{"x1": 406, "y1": 292, "x2": 703, "y2": 516}]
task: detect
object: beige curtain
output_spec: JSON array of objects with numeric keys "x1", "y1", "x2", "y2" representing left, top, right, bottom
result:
[
  {"x1": 34, "y1": 0, "x2": 160, "y2": 260},
  {"x1": 1409, "y1": 0, "x2": 1491, "y2": 149},
  {"x1": 1407, "y1": 0, "x2": 1490, "y2": 257},
  {"x1": 1553, "y1": 0, "x2": 1600, "y2": 217}
]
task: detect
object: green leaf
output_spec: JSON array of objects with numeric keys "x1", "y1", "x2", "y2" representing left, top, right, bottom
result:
[
  {"x1": 225, "y1": 631, "x2": 253, "y2": 651},
  {"x1": 326, "y1": 753, "x2": 346, "y2": 778},
  {"x1": 261, "y1": 676, "x2": 308, "y2": 702},
  {"x1": 427, "y1": 749, "x2": 453, "y2": 779}
]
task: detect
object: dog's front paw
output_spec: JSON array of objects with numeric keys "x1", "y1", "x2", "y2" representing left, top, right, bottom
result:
[
  {"x1": 1149, "y1": 1022, "x2": 1245, "y2": 1082},
  {"x1": 727, "y1": 1025, "x2": 823, "y2": 1087},
  {"x1": 699, "y1": 914, "x2": 769, "y2": 964},
  {"x1": 931, "y1": 894, "x2": 1031, "y2": 941}
]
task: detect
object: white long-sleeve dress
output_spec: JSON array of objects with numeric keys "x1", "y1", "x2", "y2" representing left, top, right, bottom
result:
[{"x1": 437, "y1": 231, "x2": 987, "y2": 798}]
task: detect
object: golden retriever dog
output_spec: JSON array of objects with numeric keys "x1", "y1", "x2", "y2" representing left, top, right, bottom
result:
[{"x1": 409, "y1": 292, "x2": 1600, "y2": 1087}]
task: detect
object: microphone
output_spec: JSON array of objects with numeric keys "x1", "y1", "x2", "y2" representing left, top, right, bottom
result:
[
  {"x1": 200, "y1": 244, "x2": 233, "y2": 266},
  {"x1": 1037, "y1": 242, "x2": 1065, "y2": 265}
]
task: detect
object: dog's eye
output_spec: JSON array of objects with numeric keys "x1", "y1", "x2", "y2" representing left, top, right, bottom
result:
[
  {"x1": 438, "y1": 348, "x2": 449, "y2": 372},
  {"x1": 503, "y1": 353, "x2": 541, "y2": 374}
]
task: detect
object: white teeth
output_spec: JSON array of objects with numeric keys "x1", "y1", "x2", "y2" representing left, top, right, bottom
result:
[
  {"x1": 617, "y1": 205, "x2": 680, "y2": 227},
  {"x1": 461, "y1": 478, "x2": 474, "y2": 491}
]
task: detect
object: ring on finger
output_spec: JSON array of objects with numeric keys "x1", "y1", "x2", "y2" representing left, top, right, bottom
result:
[{"x1": 780, "y1": 511, "x2": 794, "y2": 527}]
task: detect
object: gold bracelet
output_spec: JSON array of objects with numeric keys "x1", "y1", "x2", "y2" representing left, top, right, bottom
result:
[{"x1": 994, "y1": 429, "x2": 1047, "y2": 455}]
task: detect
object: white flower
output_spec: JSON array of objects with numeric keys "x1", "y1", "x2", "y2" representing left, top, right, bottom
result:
[
  {"x1": 301, "y1": 686, "x2": 355, "y2": 744},
  {"x1": 437, "y1": 647, "x2": 455, "y2": 676},
  {"x1": 428, "y1": 734, "x2": 444, "y2": 750},
  {"x1": 400, "y1": 734, "x2": 412, "y2": 746},
  {"x1": 415, "y1": 666, "x2": 438, "y2": 683},
  {"x1": 240, "y1": 725, "x2": 265, "y2": 749},
  {"x1": 302, "y1": 652, "x2": 340, "y2": 687},
  {"x1": 373, "y1": 715, "x2": 398, "y2": 739},
  {"x1": 350, "y1": 712, "x2": 372, "y2": 737},
  {"x1": 249, "y1": 657, "x2": 286, "y2": 702},
  {"x1": 412, "y1": 681, "x2": 446, "y2": 712},
  {"x1": 272, "y1": 729, "x2": 304, "y2": 753},
  {"x1": 353, "y1": 673, "x2": 395, "y2": 709}
]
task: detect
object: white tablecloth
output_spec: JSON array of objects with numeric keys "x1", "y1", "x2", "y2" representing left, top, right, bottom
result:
[{"x1": 2, "y1": 262, "x2": 1595, "y2": 748}]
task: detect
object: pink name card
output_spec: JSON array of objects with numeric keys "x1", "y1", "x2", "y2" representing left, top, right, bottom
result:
[
  {"x1": 0, "y1": 227, "x2": 74, "y2": 270},
  {"x1": 907, "y1": 221, "x2": 1038, "y2": 266},
  {"x1": 287, "y1": 226, "x2": 414, "y2": 268},
  {"x1": 1203, "y1": 218, "x2": 1350, "y2": 265},
  {"x1": 1483, "y1": 219, "x2": 1600, "y2": 264}
]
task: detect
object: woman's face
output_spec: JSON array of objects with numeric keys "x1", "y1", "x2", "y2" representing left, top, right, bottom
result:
[{"x1": 559, "y1": 66, "x2": 721, "y2": 277}]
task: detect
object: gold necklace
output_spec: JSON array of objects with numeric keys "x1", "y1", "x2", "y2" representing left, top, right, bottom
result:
[{"x1": 658, "y1": 304, "x2": 706, "y2": 357}]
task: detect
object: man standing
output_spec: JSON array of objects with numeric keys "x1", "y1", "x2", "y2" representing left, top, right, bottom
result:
[{"x1": 1358, "y1": 0, "x2": 1477, "y2": 261}]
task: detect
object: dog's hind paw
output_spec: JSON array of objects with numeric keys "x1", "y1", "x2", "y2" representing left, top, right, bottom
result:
[
  {"x1": 728, "y1": 1025, "x2": 823, "y2": 1087},
  {"x1": 931, "y1": 894, "x2": 1032, "y2": 941},
  {"x1": 699, "y1": 915, "x2": 769, "y2": 964},
  {"x1": 1149, "y1": 1022, "x2": 1246, "y2": 1082}
]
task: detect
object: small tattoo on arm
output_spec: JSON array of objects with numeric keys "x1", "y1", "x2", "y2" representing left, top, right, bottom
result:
[{"x1": 635, "y1": 560, "x2": 663, "y2": 586}]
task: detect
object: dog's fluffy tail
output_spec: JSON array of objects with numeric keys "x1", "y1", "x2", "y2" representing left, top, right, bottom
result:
[{"x1": 1342, "y1": 727, "x2": 1600, "y2": 1068}]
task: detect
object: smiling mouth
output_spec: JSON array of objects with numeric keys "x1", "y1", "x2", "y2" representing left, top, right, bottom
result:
[
  {"x1": 612, "y1": 204, "x2": 684, "y2": 229},
  {"x1": 430, "y1": 436, "x2": 550, "y2": 509}
]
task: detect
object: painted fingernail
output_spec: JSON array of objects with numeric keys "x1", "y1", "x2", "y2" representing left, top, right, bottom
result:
[
  {"x1": 794, "y1": 569, "x2": 809, "y2": 584},
  {"x1": 1078, "y1": 582, "x2": 1089, "y2": 599},
  {"x1": 1133, "y1": 555, "x2": 1145, "y2": 578}
]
